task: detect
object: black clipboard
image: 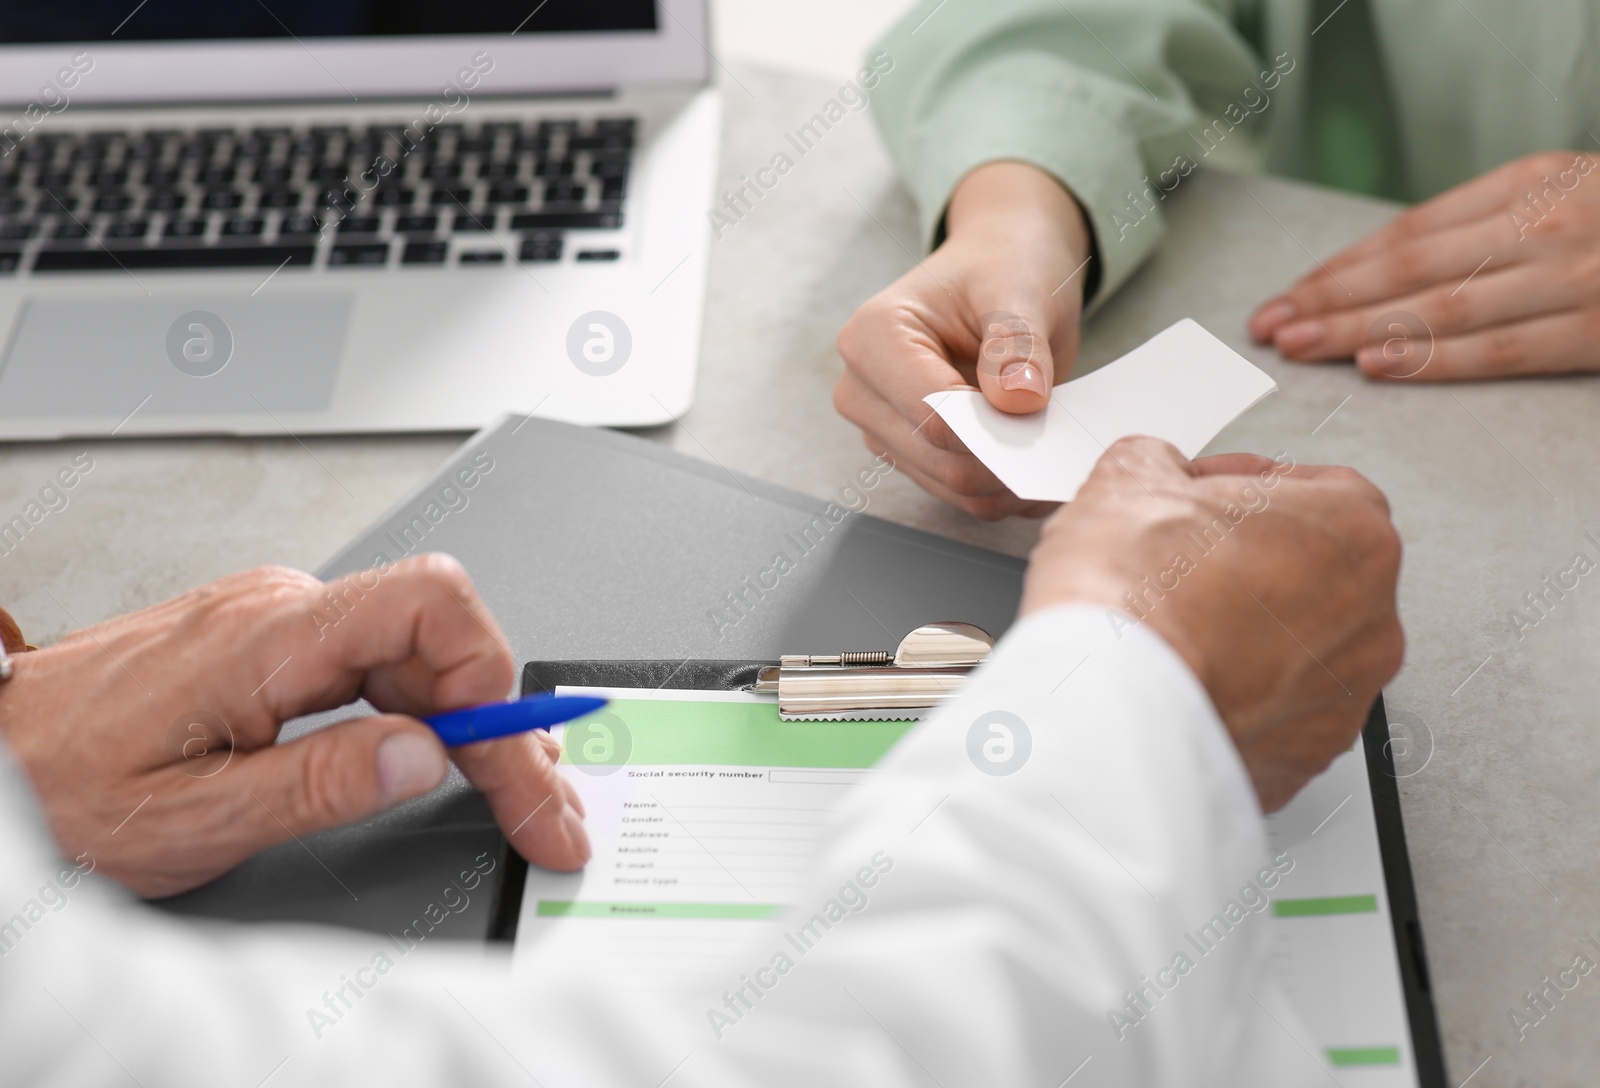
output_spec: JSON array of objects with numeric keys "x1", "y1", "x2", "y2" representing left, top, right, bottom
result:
[
  {"x1": 491, "y1": 665, "x2": 1447, "y2": 1088},
  {"x1": 1363, "y1": 694, "x2": 1448, "y2": 1087}
]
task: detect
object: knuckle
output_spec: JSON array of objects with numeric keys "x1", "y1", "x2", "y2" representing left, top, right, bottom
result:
[
  {"x1": 1290, "y1": 278, "x2": 1336, "y2": 309},
  {"x1": 1570, "y1": 250, "x2": 1600, "y2": 285},
  {"x1": 260, "y1": 569, "x2": 324, "y2": 613},
  {"x1": 1480, "y1": 325, "x2": 1523, "y2": 367},
  {"x1": 1543, "y1": 199, "x2": 1579, "y2": 230},
  {"x1": 409, "y1": 551, "x2": 471, "y2": 590},
  {"x1": 1106, "y1": 434, "x2": 1158, "y2": 459},
  {"x1": 197, "y1": 565, "x2": 318, "y2": 621},
  {"x1": 292, "y1": 743, "x2": 362, "y2": 828},
  {"x1": 938, "y1": 456, "x2": 992, "y2": 497},
  {"x1": 1532, "y1": 149, "x2": 1573, "y2": 176},
  {"x1": 1385, "y1": 247, "x2": 1427, "y2": 285},
  {"x1": 834, "y1": 318, "x2": 864, "y2": 364},
  {"x1": 245, "y1": 564, "x2": 321, "y2": 595},
  {"x1": 1427, "y1": 290, "x2": 1470, "y2": 329},
  {"x1": 920, "y1": 410, "x2": 965, "y2": 452},
  {"x1": 1357, "y1": 503, "x2": 1402, "y2": 559},
  {"x1": 1320, "y1": 464, "x2": 1382, "y2": 497},
  {"x1": 831, "y1": 374, "x2": 860, "y2": 421},
  {"x1": 960, "y1": 493, "x2": 1011, "y2": 522},
  {"x1": 836, "y1": 299, "x2": 892, "y2": 362},
  {"x1": 1376, "y1": 218, "x2": 1415, "y2": 246}
]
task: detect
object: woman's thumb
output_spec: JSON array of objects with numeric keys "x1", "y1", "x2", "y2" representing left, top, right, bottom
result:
[{"x1": 974, "y1": 309, "x2": 1055, "y2": 414}]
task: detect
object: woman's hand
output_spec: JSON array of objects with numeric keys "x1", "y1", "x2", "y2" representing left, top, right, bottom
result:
[
  {"x1": 1250, "y1": 150, "x2": 1600, "y2": 380},
  {"x1": 834, "y1": 161, "x2": 1094, "y2": 519}
]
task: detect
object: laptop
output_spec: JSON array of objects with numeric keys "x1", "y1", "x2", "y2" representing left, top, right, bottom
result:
[{"x1": 0, "y1": 1, "x2": 719, "y2": 438}]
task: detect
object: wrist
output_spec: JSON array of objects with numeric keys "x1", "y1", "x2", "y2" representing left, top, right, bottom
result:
[{"x1": 946, "y1": 160, "x2": 1093, "y2": 265}]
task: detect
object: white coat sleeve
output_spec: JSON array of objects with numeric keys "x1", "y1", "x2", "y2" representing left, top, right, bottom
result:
[{"x1": 0, "y1": 605, "x2": 1321, "y2": 1087}]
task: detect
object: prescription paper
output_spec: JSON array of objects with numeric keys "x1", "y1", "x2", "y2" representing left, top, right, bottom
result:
[{"x1": 926, "y1": 318, "x2": 1277, "y2": 502}]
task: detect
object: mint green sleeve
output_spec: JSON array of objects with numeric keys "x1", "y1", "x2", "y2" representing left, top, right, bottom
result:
[{"x1": 869, "y1": 0, "x2": 1263, "y2": 303}]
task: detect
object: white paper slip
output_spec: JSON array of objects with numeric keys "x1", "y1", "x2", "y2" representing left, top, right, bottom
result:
[{"x1": 925, "y1": 318, "x2": 1277, "y2": 502}]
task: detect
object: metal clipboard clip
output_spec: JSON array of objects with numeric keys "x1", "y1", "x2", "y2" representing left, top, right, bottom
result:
[{"x1": 749, "y1": 621, "x2": 994, "y2": 721}]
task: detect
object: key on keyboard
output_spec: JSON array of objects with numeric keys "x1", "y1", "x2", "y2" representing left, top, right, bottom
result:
[{"x1": 1, "y1": 115, "x2": 635, "y2": 273}]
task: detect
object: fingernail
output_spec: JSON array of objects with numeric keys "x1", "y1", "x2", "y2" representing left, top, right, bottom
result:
[
  {"x1": 1275, "y1": 321, "x2": 1323, "y2": 353},
  {"x1": 561, "y1": 805, "x2": 592, "y2": 864},
  {"x1": 376, "y1": 733, "x2": 447, "y2": 805},
  {"x1": 1253, "y1": 299, "x2": 1296, "y2": 330},
  {"x1": 998, "y1": 361, "x2": 1048, "y2": 396}
]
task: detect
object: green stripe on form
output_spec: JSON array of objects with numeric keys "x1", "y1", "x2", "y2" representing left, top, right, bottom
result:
[
  {"x1": 1273, "y1": 894, "x2": 1378, "y2": 917},
  {"x1": 1326, "y1": 1046, "x2": 1400, "y2": 1066}
]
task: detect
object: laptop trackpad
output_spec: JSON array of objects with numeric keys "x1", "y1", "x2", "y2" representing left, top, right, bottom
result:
[{"x1": 0, "y1": 295, "x2": 351, "y2": 418}]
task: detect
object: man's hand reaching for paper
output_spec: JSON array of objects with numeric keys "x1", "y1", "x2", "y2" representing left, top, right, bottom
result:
[
  {"x1": 0, "y1": 556, "x2": 590, "y2": 897},
  {"x1": 834, "y1": 161, "x2": 1093, "y2": 519},
  {"x1": 1021, "y1": 438, "x2": 1404, "y2": 811},
  {"x1": 1250, "y1": 150, "x2": 1600, "y2": 380}
]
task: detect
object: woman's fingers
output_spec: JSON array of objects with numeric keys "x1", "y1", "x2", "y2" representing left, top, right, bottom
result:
[
  {"x1": 1272, "y1": 261, "x2": 1586, "y2": 363},
  {"x1": 836, "y1": 296, "x2": 983, "y2": 452},
  {"x1": 836, "y1": 371, "x2": 1017, "y2": 501},
  {"x1": 1253, "y1": 213, "x2": 1522, "y2": 343},
  {"x1": 1357, "y1": 309, "x2": 1600, "y2": 381}
]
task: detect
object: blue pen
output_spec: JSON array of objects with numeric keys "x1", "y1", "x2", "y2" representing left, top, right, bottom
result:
[{"x1": 424, "y1": 693, "x2": 608, "y2": 747}]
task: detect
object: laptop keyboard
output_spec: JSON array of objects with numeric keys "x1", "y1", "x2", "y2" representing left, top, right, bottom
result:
[{"x1": 0, "y1": 116, "x2": 634, "y2": 275}]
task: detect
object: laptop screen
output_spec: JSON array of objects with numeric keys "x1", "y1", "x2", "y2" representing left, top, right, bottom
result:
[
  {"x1": 0, "y1": 0, "x2": 698, "y2": 101},
  {"x1": 0, "y1": 1, "x2": 658, "y2": 42}
]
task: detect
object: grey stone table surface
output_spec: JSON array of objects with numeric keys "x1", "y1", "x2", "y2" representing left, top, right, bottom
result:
[{"x1": 2, "y1": 63, "x2": 1596, "y2": 1087}]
